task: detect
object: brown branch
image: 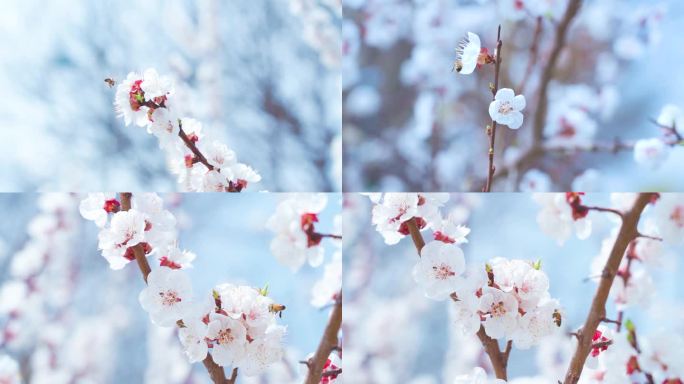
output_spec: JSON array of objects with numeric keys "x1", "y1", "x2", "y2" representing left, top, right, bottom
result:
[
  {"x1": 119, "y1": 193, "x2": 151, "y2": 282},
  {"x1": 119, "y1": 193, "x2": 232, "y2": 384},
  {"x1": 202, "y1": 359, "x2": 237, "y2": 384},
  {"x1": 518, "y1": 16, "x2": 543, "y2": 95},
  {"x1": 405, "y1": 217, "x2": 426, "y2": 256},
  {"x1": 532, "y1": 0, "x2": 583, "y2": 144},
  {"x1": 484, "y1": 25, "x2": 504, "y2": 193},
  {"x1": 177, "y1": 120, "x2": 215, "y2": 171},
  {"x1": 405, "y1": 218, "x2": 510, "y2": 379},
  {"x1": 476, "y1": 327, "x2": 509, "y2": 380},
  {"x1": 563, "y1": 193, "x2": 654, "y2": 384},
  {"x1": 304, "y1": 292, "x2": 342, "y2": 384}
]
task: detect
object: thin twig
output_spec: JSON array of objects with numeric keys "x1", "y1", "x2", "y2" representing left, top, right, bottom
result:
[
  {"x1": 177, "y1": 120, "x2": 215, "y2": 171},
  {"x1": 563, "y1": 193, "x2": 655, "y2": 384},
  {"x1": 585, "y1": 206, "x2": 624, "y2": 218},
  {"x1": 304, "y1": 292, "x2": 342, "y2": 384},
  {"x1": 484, "y1": 25, "x2": 504, "y2": 193},
  {"x1": 119, "y1": 193, "x2": 232, "y2": 384},
  {"x1": 406, "y1": 218, "x2": 510, "y2": 379}
]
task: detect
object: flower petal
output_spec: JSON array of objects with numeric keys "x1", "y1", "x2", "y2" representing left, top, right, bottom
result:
[
  {"x1": 495, "y1": 88, "x2": 515, "y2": 102},
  {"x1": 488, "y1": 100, "x2": 499, "y2": 120},
  {"x1": 507, "y1": 111, "x2": 524, "y2": 129},
  {"x1": 512, "y1": 94, "x2": 526, "y2": 111}
]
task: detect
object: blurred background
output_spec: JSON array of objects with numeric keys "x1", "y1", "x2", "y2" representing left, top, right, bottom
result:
[
  {"x1": 343, "y1": 193, "x2": 684, "y2": 383},
  {"x1": 0, "y1": 0, "x2": 341, "y2": 192},
  {"x1": 0, "y1": 193, "x2": 341, "y2": 383},
  {"x1": 342, "y1": 0, "x2": 684, "y2": 192}
]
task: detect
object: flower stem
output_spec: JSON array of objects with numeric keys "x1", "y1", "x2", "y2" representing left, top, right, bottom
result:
[{"x1": 484, "y1": 25, "x2": 503, "y2": 193}]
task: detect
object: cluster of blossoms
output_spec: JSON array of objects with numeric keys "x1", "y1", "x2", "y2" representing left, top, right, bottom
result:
[
  {"x1": 450, "y1": 259, "x2": 561, "y2": 349},
  {"x1": 80, "y1": 192, "x2": 184, "y2": 270},
  {"x1": 369, "y1": 193, "x2": 467, "y2": 245},
  {"x1": 369, "y1": 194, "x2": 561, "y2": 350},
  {"x1": 289, "y1": 0, "x2": 341, "y2": 68},
  {"x1": 113, "y1": 68, "x2": 261, "y2": 192},
  {"x1": 80, "y1": 193, "x2": 286, "y2": 376}
]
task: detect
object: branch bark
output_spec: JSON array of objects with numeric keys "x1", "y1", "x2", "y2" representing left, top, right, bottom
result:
[
  {"x1": 563, "y1": 193, "x2": 654, "y2": 384},
  {"x1": 304, "y1": 292, "x2": 343, "y2": 384},
  {"x1": 406, "y1": 217, "x2": 510, "y2": 380},
  {"x1": 119, "y1": 193, "x2": 233, "y2": 384}
]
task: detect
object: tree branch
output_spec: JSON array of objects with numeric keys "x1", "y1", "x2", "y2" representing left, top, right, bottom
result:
[
  {"x1": 406, "y1": 217, "x2": 510, "y2": 379},
  {"x1": 119, "y1": 192, "x2": 232, "y2": 384},
  {"x1": 563, "y1": 193, "x2": 655, "y2": 384},
  {"x1": 476, "y1": 326, "x2": 509, "y2": 380},
  {"x1": 405, "y1": 217, "x2": 426, "y2": 256},
  {"x1": 177, "y1": 120, "x2": 215, "y2": 171},
  {"x1": 304, "y1": 292, "x2": 342, "y2": 384},
  {"x1": 484, "y1": 25, "x2": 504, "y2": 193},
  {"x1": 532, "y1": 0, "x2": 583, "y2": 144}
]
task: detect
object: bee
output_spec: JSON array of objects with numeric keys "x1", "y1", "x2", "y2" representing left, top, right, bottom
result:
[
  {"x1": 269, "y1": 303, "x2": 286, "y2": 318},
  {"x1": 452, "y1": 61, "x2": 463, "y2": 73},
  {"x1": 553, "y1": 309, "x2": 562, "y2": 327},
  {"x1": 104, "y1": 78, "x2": 116, "y2": 88}
]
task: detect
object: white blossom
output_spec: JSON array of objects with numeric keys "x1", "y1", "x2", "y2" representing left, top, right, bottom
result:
[
  {"x1": 489, "y1": 88, "x2": 526, "y2": 130},
  {"x1": 454, "y1": 32, "x2": 481, "y2": 75},
  {"x1": 412, "y1": 241, "x2": 466, "y2": 300},
  {"x1": 653, "y1": 194, "x2": 684, "y2": 244},
  {"x1": 634, "y1": 138, "x2": 669, "y2": 168},
  {"x1": 139, "y1": 268, "x2": 193, "y2": 327},
  {"x1": 479, "y1": 286, "x2": 519, "y2": 340},
  {"x1": 207, "y1": 312, "x2": 248, "y2": 367},
  {"x1": 533, "y1": 194, "x2": 592, "y2": 245}
]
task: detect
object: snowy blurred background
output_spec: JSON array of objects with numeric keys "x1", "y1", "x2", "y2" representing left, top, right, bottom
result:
[
  {"x1": 343, "y1": 193, "x2": 684, "y2": 383},
  {"x1": 0, "y1": 0, "x2": 341, "y2": 192},
  {"x1": 0, "y1": 193, "x2": 341, "y2": 383},
  {"x1": 343, "y1": 0, "x2": 684, "y2": 192}
]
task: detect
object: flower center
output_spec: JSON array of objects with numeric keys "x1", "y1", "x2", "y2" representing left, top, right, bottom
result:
[
  {"x1": 498, "y1": 102, "x2": 513, "y2": 115},
  {"x1": 559, "y1": 117, "x2": 577, "y2": 138},
  {"x1": 671, "y1": 206, "x2": 684, "y2": 228},
  {"x1": 217, "y1": 328, "x2": 234, "y2": 345},
  {"x1": 121, "y1": 228, "x2": 137, "y2": 246},
  {"x1": 432, "y1": 263, "x2": 455, "y2": 280},
  {"x1": 490, "y1": 301, "x2": 506, "y2": 317},
  {"x1": 389, "y1": 206, "x2": 408, "y2": 224},
  {"x1": 159, "y1": 290, "x2": 181, "y2": 306}
]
